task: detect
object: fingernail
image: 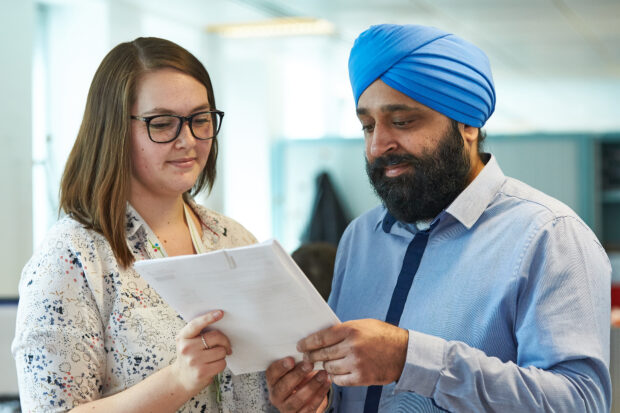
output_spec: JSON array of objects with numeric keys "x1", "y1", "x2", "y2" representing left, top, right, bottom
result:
[
  {"x1": 301, "y1": 362, "x2": 312, "y2": 372},
  {"x1": 315, "y1": 371, "x2": 326, "y2": 382},
  {"x1": 283, "y1": 358, "x2": 293, "y2": 369},
  {"x1": 212, "y1": 310, "x2": 222, "y2": 318}
]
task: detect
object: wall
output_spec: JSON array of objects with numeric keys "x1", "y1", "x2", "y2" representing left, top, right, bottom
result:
[
  {"x1": 0, "y1": 1, "x2": 34, "y2": 297},
  {"x1": 0, "y1": 302, "x2": 19, "y2": 396},
  {"x1": 34, "y1": 1, "x2": 110, "y2": 251},
  {"x1": 0, "y1": 2, "x2": 34, "y2": 395}
]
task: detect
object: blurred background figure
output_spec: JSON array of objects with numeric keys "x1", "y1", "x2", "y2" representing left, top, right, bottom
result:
[
  {"x1": 301, "y1": 171, "x2": 350, "y2": 246},
  {"x1": 292, "y1": 241, "x2": 337, "y2": 301}
]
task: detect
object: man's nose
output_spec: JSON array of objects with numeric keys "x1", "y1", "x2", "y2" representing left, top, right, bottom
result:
[{"x1": 368, "y1": 123, "x2": 397, "y2": 158}]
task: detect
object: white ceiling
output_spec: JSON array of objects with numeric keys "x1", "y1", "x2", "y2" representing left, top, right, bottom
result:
[
  {"x1": 122, "y1": 0, "x2": 620, "y2": 132},
  {"x1": 133, "y1": 0, "x2": 620, "y2": 79}
]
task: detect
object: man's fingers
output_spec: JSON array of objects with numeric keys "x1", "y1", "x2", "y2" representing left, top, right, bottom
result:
[
  {"x1": 281, "y1": 370, "x2": 329, "y2": 412},
  {"x1": 298, "y1": 374, "x2": 331, "y2": 413},
  {"x1": 330, "y1": 372, "x2": 358, "y2": 387},
  {"x1": 304, "y1": 343, "x2": 346, "y2": 363},
  {"x1": 322, "y1": 358, "x2": 351, "y2": 376},
  {"x1": 180, "y1": 310, "x2": 223, "y2": 339},
  {"x1": 269, "y1": 360, "x2": 314, "y2": 403},
  {"x1": 266, "y1": 357, "x2": 295, "y2": 386},
  {"x1": 297, "y1": 324, "x2": 345, "y2": 353}
]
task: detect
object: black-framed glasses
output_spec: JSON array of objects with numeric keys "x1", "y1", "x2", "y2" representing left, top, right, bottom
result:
[{"x1": 131, "y1": 110, "x2": 224, "y2": 143}]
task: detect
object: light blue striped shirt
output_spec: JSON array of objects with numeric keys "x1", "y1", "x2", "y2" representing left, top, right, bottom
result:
[{"x1": 328, "y1": 154, "x2": 611, "y2": 412}]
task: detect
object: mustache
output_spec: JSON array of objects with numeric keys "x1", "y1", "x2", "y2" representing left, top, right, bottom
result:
[{"x1": 368, "y1": 153, "x2": 419, "y2": 170}]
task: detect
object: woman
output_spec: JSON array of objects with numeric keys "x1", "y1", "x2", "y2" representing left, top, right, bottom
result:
[{"x1": 12, "y1": 37, "x2": 275, "y2": 412}]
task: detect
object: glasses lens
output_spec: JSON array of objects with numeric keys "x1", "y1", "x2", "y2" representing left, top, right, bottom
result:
[
  {"x1": 191, "y1": 112, "x2": 220, "y2": 139},
  {"x1": 148, "y1": 115, "x2": 181, "y2": 142}
]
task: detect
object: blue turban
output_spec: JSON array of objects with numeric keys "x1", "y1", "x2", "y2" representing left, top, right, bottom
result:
[{"x1": 349, "y1": 24, "x2": 496, "y2": 127}]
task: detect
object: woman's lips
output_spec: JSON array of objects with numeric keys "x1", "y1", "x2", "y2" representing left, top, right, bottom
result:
[{"x1": 168, "y1": 158, "x2": 196, "y2": 168}]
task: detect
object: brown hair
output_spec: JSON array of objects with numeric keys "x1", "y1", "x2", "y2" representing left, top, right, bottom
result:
[{"x1": 59, "y1": 37, "x2": 218, "y2": 268}]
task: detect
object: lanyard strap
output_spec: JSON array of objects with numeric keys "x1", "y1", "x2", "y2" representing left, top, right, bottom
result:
[{"x1": 184, "y1": 203, "x2": 206, "y2": 254}]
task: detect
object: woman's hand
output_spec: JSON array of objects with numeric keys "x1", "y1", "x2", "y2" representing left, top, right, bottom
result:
[
  {"x1": 64, "y1": 310, "x2": 232, "y2": 412},
  {"x1": 170, "y1": 310, "x2": 231, "y2": 396}
]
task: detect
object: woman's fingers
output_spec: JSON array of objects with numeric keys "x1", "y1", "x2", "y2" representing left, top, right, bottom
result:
[
  {"x1": 180, "y1": 310, "x2": 223, "y2": 339},
  {"x1": 171, "y1": 311, "x2": 231, "y2": 394},
  {"x1": 199, "y1": 330, "x2": 232, "y2": 355},
  {"x1": 192, "y1": 345, "x2": 228, "y2": 365}
]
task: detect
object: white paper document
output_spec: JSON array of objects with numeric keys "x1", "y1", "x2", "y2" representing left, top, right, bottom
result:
[{"x1": 134, "y1": 239, "x2": 340, "y2": 375}]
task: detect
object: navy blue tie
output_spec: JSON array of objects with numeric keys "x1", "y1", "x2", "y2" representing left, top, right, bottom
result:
[{"x1": 363, "y1": 220, "x2": 436, "y2": 413}]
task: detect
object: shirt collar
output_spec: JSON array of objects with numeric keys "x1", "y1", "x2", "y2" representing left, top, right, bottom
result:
[
  {"x1": 124, "y1": 198, "x2": 199, "y2": 238},
  {"x1": 445, "y1": 153, "x2": 506, "y2": 229},
  {"x1": 125, "y1": 203, "x2": 144, "y2": 238},
  {"x1": 377, "y1": 153, "x2": 506, "y2": 233}
]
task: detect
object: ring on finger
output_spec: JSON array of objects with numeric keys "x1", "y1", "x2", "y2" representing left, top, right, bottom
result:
[{"x1": 201, "y1": 334, "x2": 210, "y2": 350}]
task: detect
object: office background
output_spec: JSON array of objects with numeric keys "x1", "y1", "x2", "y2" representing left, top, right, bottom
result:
[{"x1": 1, "y1": 0, "x2": 619, "y2": 410}]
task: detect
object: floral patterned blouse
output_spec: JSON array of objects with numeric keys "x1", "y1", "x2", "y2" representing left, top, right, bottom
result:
[{"x1": 12, "y1": 201, "x2": 277, "y2": 412}]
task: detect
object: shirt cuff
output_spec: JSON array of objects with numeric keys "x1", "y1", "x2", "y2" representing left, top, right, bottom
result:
[
  {"x1": 394, "y1": 330, "x2": 446, "y2": 397},
  {"x1": 324, "y1": 383, "x2": 340, "y2": 413}
]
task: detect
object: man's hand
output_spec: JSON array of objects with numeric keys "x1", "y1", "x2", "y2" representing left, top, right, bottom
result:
[
  {"x1": 297, "y1": 319, "x2": 409, "y2": 387},
  {"x1": 266, "y1": 357, "x2": 330, "y2": 413}
]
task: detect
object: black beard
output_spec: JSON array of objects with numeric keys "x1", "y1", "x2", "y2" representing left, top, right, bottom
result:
[{"x1": 365, "y1": 121, "x2": 472, "y2": 223}]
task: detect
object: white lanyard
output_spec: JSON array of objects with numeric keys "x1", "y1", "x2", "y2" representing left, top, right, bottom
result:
[{"x1": 183, "y1": 203, "x2": 206, "y2": 254}]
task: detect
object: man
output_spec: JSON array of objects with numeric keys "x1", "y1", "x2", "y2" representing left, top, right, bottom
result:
[{"x1": 266, "y1": 24, "x2": 611, "y2": 412}]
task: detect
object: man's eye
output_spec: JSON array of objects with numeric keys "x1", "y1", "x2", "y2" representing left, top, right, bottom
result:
[
  {"x1": 393, "y1": 119, "x2": 412, "y2": 127},
  {"x1": 361, "y1": 124, "x2": 374, "y2": 132}
]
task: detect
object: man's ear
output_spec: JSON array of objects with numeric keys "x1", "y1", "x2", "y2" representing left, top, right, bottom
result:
[{"x1": 458, "y1": 122, "x2": 479, "y2": 145}]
